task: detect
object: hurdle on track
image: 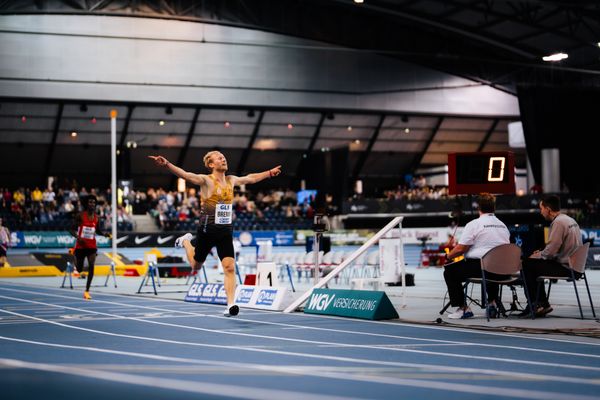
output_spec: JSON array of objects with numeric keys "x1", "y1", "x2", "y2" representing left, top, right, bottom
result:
[{"x1": 60, "y1": 261, "x2": 117, "y2": 289}]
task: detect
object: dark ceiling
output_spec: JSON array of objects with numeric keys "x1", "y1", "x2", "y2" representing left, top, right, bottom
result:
[
  {"x1": 0, "y1": 100, "x2": 521, "y2": 192},
  {"x1": 0, "y1": 0, "x2": 597, "y2": 192},
  {"x1": 2, "y1": 0, "x2": 599, "y2": 93}
]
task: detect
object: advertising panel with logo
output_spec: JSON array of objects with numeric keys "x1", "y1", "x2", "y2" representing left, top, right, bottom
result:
[
  {"x1": 185, "y1": 283, "x2": 228, "y2": 305},
  {"x1": 233, "y1": 285, "x2": 291, "y2": 310},
  {"x1": 304, "y1": 288, "x2": 398, "y2": 320},
  {"x1": 235, "y1": 231, "x2": 294, "y2": 247},
  {"x1": 11, "y1": 231, "x2": 111, "y2": 248}
]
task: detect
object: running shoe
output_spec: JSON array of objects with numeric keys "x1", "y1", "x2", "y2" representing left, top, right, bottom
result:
[
  {"x1": 516, "y1": 306, "x2": 533, "y2": 318},
  {"x1": 535, "y1": 305, "x2": 553, "y2": 317},
  {"x1": 448, "y1": 307, "x2": 474, "y2": 319},
  {"x1": 175, "y1": 232, "x2": 193, "y2": 248},
  {"x1": 223, "y1": 304, "x2": 239, "y2": 317},
  {"x1": 83, "y1": 291, "x2": 92, "y2": 300}
]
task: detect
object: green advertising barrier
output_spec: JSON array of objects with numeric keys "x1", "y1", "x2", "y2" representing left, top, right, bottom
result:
[
  {"x1": 303, "y1": 288, "x2": 399, "y2": 320},
  {"x1": 13, "y1": 231, "x2": 111, "y2": 248}
]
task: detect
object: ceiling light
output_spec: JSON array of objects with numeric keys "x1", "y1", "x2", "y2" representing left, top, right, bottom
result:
[
  {"x1": 354, "y1": 0, "x2": 364, "y2": 3},
  {"x1": 597, "y1": 42, "x2": 600, "y2": 48},
  {"x1": 347, "y1": 126, "x2": 353, "y2": 131},
  {"x1": 542, "y1": 52, "x2": 568, "y2": 62},
  {"x1": 224, "y1": 121, "x2": 230, "y2": 128},
  {"x1": 404, "y1": 128, "x2": 410, "y2": 134},
  {"x1": 71, "y1": 131, "x2": 78, "y2": 137},
  {"x1": 255, "y1": 139, "x2": 277, "y2": 150},
  {"x1": 80, "y1": 104, "x2": 88, "y2": 113},
  {"x1": 91, "y1": 117, "x2": 97, "y2": 124},
  {"x1": 159, "y1": 120, "x2": 165, "y2": 126},
  {"x1": 287, "y1": 123, "x2": 293, "y2": 130},
  {"x1": 354, "y1": 139, "x2": 360, "y2": 144},
  {"x1": 165, "y1": 106, "x2": 173, "y2": 115},
  {"x1": 20, "y1": 115, "x2": 26, "y2": 123}
]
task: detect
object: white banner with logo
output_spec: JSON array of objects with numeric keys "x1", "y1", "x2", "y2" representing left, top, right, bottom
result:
[{"x1": 233, "y1": 285, "x2": 292, "y2": 311}]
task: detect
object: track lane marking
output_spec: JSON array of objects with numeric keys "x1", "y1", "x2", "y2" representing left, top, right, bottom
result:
[
  {"x1": 2, "y1": 295, "x2": 600, "y2": 377},
  {"x1": 2, "y1": 286, "x2": 600, "y2": 362},
  {"x1": 0, "y1": 336, "x2": 598, "y2": 400}
]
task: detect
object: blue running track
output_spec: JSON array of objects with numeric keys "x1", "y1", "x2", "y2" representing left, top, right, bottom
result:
[{"x1": 1, "y1": 281, "x2": 599, "y2": 400}]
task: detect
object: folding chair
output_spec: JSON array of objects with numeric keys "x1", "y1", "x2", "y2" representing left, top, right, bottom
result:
[
  {"x1": 464, "y1": 243, "x2": 528, "y2": 321},
  {"x1": 535, "y1": 242, "x2": 596, "y2": 319}
]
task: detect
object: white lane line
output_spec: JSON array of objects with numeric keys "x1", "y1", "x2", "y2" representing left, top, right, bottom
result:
[
  {"x1": 2, "y1": 286, "x2": 599, "y2": 362},
  {"x1": 295, "y1": 305, "x2": 600, "y2": 345},
  {"x1": 292, "y1": 368, "x2": 599, "y2": 400},
  {"x1": 0, "y1": 358, "x2": 359, "y2": 400},
  {"x1": 7, "y1": 282, "x2": 600, "y2": 350},
  {"x1": 1, "y1": 297, "x2": 600, "y2": 377},
  {"x1": 0, "y1": 336, "x2": 598, "y2": 400}
]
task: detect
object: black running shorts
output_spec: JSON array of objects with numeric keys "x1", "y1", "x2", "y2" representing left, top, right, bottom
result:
[{"x1": 193, "y1": 224, "x2": 234, "y2": 263}]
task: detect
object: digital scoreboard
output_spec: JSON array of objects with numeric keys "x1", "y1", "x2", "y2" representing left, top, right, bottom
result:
[{"x1": 448, "y1": 151, "x2": 516, "y2": 195}]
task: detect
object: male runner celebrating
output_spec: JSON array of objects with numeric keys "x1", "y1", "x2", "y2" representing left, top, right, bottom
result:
[{"x1": 149, "y1": 151, "x2": 281, "y2": 316}]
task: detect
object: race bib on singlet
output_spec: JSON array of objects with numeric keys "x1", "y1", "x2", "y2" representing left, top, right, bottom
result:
[
  {"x1": 215, "y1": 203, "x2": 232, "y2": 225},
  {"x1": 81, "y1": 226, "x2": 96, "y2": 239}
]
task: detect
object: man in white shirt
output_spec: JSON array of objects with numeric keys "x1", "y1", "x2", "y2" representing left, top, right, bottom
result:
[{"x1": 443, "y1": 193, "x2": 511, "y2": 319}]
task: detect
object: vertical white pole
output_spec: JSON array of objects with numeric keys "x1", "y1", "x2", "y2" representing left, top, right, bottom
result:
[
  {"x1": 399, "y1": 220, "x2": 406, "y2": 308},
  {"x1": 110, "y1": 110, "x2": 118, "y2": 261}
]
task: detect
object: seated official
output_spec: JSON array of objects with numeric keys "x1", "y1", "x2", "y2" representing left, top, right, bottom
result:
[
  {"x1": 519, "y1": 195, "x2": 583, "y2": 318},
  {"x1": 443, "y1": 193, "x2": 511, "y2": 319}
]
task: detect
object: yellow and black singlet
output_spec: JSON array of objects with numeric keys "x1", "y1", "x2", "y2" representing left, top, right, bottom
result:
[{"x1": 199, "y1": 175, "x2": 234, "y2": 228}]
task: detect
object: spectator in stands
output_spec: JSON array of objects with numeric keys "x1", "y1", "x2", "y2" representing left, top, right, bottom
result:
[
  {"x1": 285, "y1": 204, "x2": 298, "y2": 220},
  {"x1": 42, "y1": 187, "x2": 55, "y2": 208},
  {"x1": 117, "y1": 205, "x2": 133, "y2": 229},
  {"x1": 1, "y1": 188, "x2": 11, "y2": 210},
  {"x1": 55, "y1": 188, "x2": 65, "y2": 208},
  {"x1": 69, "y1": 195, "x2": 112, "y2": 300},
  {"x1": 0, "y1": 217, "x2": 10, "y2": 267},
  {"x1": 31, "y1": 187, "x2": 43, "y2": 206},
  {"x1": 79, "y1": 186, "x2": 89, "y2": 201},
  {"x1": 68, "y1": 187, "x2": 79, "y2": 204},
  {"x1": 519, "y1": 195, "x2": 582, "y2": 318},
  {"x1": 149, "y1": 151, "x2": 281, "y2": 317},
  {"x1": 60, "y1": 200, "x2": 75, "y2": 214},
  {"x1": 13, "y1": 188, "x2": 25, "y2": 207},
  {"x1": 442, "y1": 193, "x2": 511, "y2": 319}
]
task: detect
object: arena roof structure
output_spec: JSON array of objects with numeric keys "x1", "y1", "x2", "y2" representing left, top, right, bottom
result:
[{"x1": 0, "y1": 0, "x2": 598, "y2": 191}]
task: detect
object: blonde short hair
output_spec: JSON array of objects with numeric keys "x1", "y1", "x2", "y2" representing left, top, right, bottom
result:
[{"x1": 203, "y1": 150, "x2": 221, "y2": 171}]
